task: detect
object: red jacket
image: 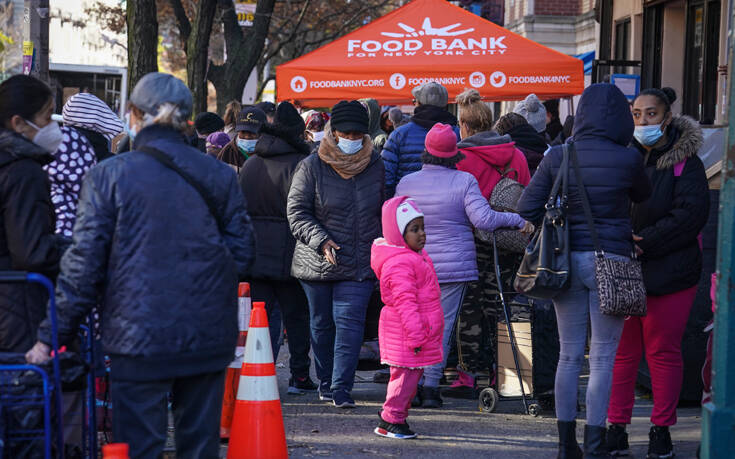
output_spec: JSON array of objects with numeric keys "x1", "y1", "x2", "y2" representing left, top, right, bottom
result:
[{"x1": 457, "y1": 132, "x2": 531, "y2": 199}]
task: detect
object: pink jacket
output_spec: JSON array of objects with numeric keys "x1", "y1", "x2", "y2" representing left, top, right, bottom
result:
[{"x1": 371, "y1": 196, "x2": 444, "y2": 368}]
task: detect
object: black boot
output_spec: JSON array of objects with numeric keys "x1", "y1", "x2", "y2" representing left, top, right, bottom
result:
[
  {"x1": 584, "y1": 425, "x2": 610, "y2": 458},
  {"x1": 557, "y1": 420, "x2": 583, "y2": 459}
]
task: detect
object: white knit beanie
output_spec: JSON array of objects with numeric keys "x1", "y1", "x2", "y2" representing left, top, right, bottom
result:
[
  {"x1": 396, "y1": 199, "x2": 424, "y2": 235},
  {"x1": 514, "y1": 93, "x2": 547, "y2": 133}
]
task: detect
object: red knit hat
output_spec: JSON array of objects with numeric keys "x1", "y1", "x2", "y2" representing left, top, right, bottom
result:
[{"x1": 424, "y1": 123, "x2": 458, "y2": 158}]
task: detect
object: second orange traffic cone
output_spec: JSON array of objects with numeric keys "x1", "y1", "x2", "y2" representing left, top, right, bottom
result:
[
  {"x1": 227, "y1": 301, "x2": 288, "y2": 459},
  {"x1": 221, "y1": 282, "x2": 251, "y2": 440}
]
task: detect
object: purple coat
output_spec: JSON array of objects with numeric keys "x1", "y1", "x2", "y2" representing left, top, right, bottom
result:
[{"x1": 396, "y1": 164, "x2": 525, "y2": 283}]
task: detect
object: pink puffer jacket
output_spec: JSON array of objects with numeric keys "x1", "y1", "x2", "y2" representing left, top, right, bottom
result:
[{"x1": 371, "y1": 196, "x2": 444, "y2": 368}]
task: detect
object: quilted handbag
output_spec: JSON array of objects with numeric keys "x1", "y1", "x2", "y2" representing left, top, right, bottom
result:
[
  {"x1": 513, "y1": 144, "x2": 571, "y2": 299},
  {"x1": 476, "y1": 163, "x2": 529, "y2": 253}
]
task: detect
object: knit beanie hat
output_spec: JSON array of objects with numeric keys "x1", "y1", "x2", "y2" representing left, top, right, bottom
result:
[
  {"x1": 396, "y1": 199, "x2": 424, "y2": 236},
  {"x1": 514, "y1": 94, "x2": 547, "y2": 133},
  {"x1": 424, "y1": 123, "x2": 458, "y2": 158},
  {"x1": 255, "y1": 101, "x2": 276, "y2": 118},
  {"x1": 412, "y1": 82, "x2": 449, "y2": 107},
  {"x1": 330, "y1": 100, "x2": 369, "y2": 134},
  {"x1": 194, "y1": 112, "x2": 225, "y2": 136},
  {"x1": 206, "y1": 131, "x2": 230, "y2": 150},
  {"x1": 274, "y1": 102, "x2": 306, "y2": 136}
]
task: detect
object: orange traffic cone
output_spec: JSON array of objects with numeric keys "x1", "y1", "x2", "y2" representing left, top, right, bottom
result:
[
  {"x1": 227, "y1": 301, "x2": 288, "y2": 459},
  {"x1": 221, "y1": 282, "x2": 252, "y2": 440}
]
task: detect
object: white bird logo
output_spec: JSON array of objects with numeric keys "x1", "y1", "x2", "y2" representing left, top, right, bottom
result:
[{"x1": 381, "y1": 18, "x2": 475, "y2": 38}]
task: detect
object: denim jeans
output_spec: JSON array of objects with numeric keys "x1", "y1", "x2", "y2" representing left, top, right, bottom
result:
[
  {"x1": 299, "y1": 280, "x2": 374, "y2": 393},
  {"x1": 422, "y1": 282, "x2": 469, "y2": 388},
  {"x1": 553, "y1": 251, "x2": 626, "y2": 427},
  {"x1": 251, "y1": 280, "x2": 311, "y2": 379}
]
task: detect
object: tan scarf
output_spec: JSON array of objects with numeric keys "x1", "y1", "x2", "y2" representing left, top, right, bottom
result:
[{"x1": 318, "y1": 122, "x2": 373, "y2": 179}]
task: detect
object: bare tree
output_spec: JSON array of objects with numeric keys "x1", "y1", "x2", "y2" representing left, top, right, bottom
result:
[{"x1": 126, "y1": 0, "x2": 159, "y2": 90}]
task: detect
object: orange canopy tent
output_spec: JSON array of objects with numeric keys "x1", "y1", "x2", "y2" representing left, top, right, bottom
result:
[{"x1": 276, "y1": 0, "x2": 584, "y2": 107}]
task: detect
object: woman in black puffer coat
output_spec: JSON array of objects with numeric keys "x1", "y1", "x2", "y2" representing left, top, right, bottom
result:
[
  {"x1": 287, "y1": 101, "x2": 384, "y2": 408},
  {"x1": 606, "y1": 88, "x2": 709, "y2": 459},
  {"x1": 239, "y1": 102, "x2": 316, "y2": 394},
  {"x1": 0, "y1": 75, "x2": 61, "y2": 353}
]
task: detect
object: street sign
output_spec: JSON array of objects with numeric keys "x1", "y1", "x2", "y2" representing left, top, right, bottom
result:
[{"x1": 236, "y1": 0, "x2": 256, "y2": 27}]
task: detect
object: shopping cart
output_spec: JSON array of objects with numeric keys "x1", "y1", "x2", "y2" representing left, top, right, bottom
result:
[
  {"x1": 0, "y1": 271, "x2": 64, "y2": 458},
  {"x1": 477, "y1": 233, "x2": 548, "y2": 417}
]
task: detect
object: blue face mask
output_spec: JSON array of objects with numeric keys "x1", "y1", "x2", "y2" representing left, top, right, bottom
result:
[
  {"x1": 124, "y1": 114, "x2": 138, "y2": 141},
  {"x1": 237, "y1": 138, "x2": 258, "y2": 155},
  {"x1": 633, "y1": 124, "x2": 664, "y2": 146},
  {"x1": 337, "y1": 136, "x2": 363, "y2": 155}
]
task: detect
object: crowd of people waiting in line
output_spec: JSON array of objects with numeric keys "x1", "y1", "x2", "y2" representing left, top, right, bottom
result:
[{"x1": 0, "y1": 70, "x2": 708, "y2": 459}]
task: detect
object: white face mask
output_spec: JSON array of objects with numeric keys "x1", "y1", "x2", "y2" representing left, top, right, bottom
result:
[
  {"x1": 310, "y1": 130, "x2": 325, "y2": 143},
  {"x1": 337, "y1": 136, "x2": 363, "y2": 155},
  {"x1": 25, "y1": 119, "x2": 63, "y2": 153}
]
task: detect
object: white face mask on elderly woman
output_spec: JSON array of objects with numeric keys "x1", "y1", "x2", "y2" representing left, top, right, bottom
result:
[{"x1": 24, "y1": 119, "x2": 63, "y2": 153}]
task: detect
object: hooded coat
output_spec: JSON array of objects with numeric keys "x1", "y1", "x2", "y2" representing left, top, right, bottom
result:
[
  {"x1": 396, "y1": 164, "x2": 526, "y2": 283},
  {"x1": 239, "y1": 124, "x2": 311, "y2": 280},
  {"x1": 631, "y1": 115, "x2": 709, "y2": 296},
  {"x1": 381, "y1": 104, "x2": 460, "y2": 198},
  {"x1": 0, "y1": 129, "x2": 60, "y2": 352},
  {"x1": 372, "y1": 196, "x2": 444, "y2": 368},
  {"x1": 37, "y1": 125, "x2": 255, "y2": 381},
  {"x1": 517, "y1": 84, "x2": 652, "y2": 257},
  {"x1": 456, "y1": 131, "x2": 531, "y2": 199},
  {"x1": 504, "y1": 123, "x2": 548, "y2": 175},
  {"x1": 359, "y1": 98, "x2": 388, "y2": 151}
]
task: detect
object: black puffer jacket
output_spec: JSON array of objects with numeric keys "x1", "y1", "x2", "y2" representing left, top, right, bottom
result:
[
  {"x1": 518, "y1": 84, "x2": 652, "y2": 257},
  {"x1": 287, "y1": 152, "x2": 384, "y2": 281},
  {"x1": 37, "y1": 125, "x2": 255, "y2": 381},
  {"x1": 0, "y1": 130, "x2": 60, "y2": 352},
  {"x1": 631, "y1": 116, "x2": 709, "y2": 296},
  {"x1": 239, "y1": 127, "x2": 310, "y2": 280}
]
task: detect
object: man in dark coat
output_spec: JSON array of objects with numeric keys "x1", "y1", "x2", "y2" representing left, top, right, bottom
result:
[
  {"x1": 381, "y1": 82, "x2": 459, "y2": 198},
  {"x1": 239, "y1": 102, "x2": 316, "y2": 394},
  {"x1": 217, "y1": 106, "x2": 266, "y2": 173},
  {"x1": 28, "y1": 73, "x2": 255, "y2": 459}
]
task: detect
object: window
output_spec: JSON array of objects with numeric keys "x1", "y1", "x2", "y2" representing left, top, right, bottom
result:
[
  {"x1": 614, "y1": 19, "x2": 631, "y2": 74},
  {"x1": 684, "y1": 0, "x2": 721, "y2": 124},
  {"x1": 642, "y1": 5, "x2": 663, "y2": 89}
]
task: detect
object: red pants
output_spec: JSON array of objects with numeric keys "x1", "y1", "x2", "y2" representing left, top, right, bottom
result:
[
  {"x1": 608, "y1": 286, "x2": 697, "y2": 426},
  {"x1": 382, "y1": 366, "x2": 423, "y2": 424}
]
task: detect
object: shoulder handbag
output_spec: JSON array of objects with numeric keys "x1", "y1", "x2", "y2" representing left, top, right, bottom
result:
[
  {"x1": 137, "y1": 146, "x2": 225, "y2": 234},
  {"x1": 571, "y1": 144, "x2": 647, "y2": 317},
  {"x1": 513, "y1": 144, "x2": 571, "y2": 299},
  {"x1": 478, "y1": 162, "x2": 528, "y2": 253}
]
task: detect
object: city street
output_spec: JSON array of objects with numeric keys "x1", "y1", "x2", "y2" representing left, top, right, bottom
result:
[{"x1": 272, "y1": 353, "x2": 702, "y2": 458}]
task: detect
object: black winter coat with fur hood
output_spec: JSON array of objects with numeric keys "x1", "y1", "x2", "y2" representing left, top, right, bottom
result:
[{"x1": 631, "y1": 115, "x2": 710, "y2": 296}]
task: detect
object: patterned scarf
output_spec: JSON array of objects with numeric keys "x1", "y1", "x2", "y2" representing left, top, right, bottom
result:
[{"x1": 318, "y1": 122, "x2": 373, "y2": 180}]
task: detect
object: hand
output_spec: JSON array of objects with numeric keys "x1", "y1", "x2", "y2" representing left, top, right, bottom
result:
[
  {"x1": 633, "y1": 234, "x2": 644, "y2": 256},
  {"x1": 519, "y1": 221, "x2": 535, "y2": 234},
  {"x1": 25, "y1": 341, "x2": 51, "y2": 365},
  {"x1": 322, "y1": 240, "x2": 340, "y2": 265}
]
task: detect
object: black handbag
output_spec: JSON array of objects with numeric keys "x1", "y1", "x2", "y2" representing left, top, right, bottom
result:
[
  {"x1": 513, "y1": 144, "x2": 571, "y2": 299},
  {"x1": 571, "y1": 145, "x2": 647, "y2": 317}
]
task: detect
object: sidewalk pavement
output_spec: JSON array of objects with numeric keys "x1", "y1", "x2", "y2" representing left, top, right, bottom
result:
[{"x1": 274, "y1": 358, "x2": 701, "y2": 458}]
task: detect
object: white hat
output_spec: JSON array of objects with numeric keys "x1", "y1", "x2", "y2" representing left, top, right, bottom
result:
[{"x1": 396, "y1": 199, "x2": 424, "y2": 235}]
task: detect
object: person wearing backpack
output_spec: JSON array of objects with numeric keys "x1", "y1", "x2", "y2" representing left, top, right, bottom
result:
[
  {"x1": 606, "y1": 88, "x2": 709, "y2": 459},
  {"x1": 446, "y1": 89, "x2": 531, "y2": 397}
]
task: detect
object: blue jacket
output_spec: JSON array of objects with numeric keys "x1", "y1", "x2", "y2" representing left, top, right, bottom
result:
[
  {"x1": 38, "y1": 125, "x2": 255, "y2": 381},
  {"x1": 517, "y1": 84, "x2": 652, "y2": 257},
  {"x1": 381, "y1": 105, "x2": 459, "y2": 198}
]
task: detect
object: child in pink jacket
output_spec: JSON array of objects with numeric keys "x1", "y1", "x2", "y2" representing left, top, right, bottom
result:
[{"x1": 371, "y1": 196, "x2": 444, "y2": 439}]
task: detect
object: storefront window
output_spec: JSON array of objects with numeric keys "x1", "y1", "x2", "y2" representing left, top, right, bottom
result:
[{"x1": 684, "y1": 0, "x2": 720, "y2": 124}]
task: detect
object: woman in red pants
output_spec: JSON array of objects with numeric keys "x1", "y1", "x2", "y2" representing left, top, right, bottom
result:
[{"x1": 606, "y1": 87, "x2": 709, "y2": 459}]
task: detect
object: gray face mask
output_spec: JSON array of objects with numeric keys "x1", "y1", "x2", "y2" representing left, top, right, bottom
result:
[{"x1": 25, "y1": 120, "x2": 64, "y2": 153}]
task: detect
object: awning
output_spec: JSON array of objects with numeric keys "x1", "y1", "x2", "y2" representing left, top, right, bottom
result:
[{"x1": 276, "y1": 0, "x2": 584, "y2": 107}]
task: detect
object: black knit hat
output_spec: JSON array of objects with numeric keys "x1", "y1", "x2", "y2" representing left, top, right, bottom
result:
[
  {"x1": 255, "y1": 101, "x2": 276, "y2": 117},
  {"x1": 275, "y1": 102, "x2": 305, "y2": 133},
  {"x1": 194, "y1": 112, "x2": 225, "y2": 135},
  {"x1": 330, "y1": 100, "x2": 369, "y2": 134}
]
